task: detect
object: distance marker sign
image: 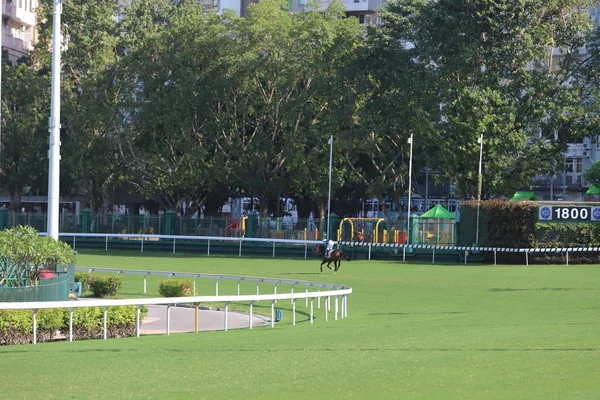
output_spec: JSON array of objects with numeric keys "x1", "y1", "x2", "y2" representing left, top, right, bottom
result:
[{"x1": 538, "y1": 206, "x2": 600, "y2": 221}]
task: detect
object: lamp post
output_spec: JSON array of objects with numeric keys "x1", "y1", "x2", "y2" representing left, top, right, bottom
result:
[
  {"x1": 406, "y1": 134, "x2": 414, "y2": 246},
  {"x1": 326, "y1": 135, "x2": 333, "y2": 240},
  {"x1": 47, "y1": 0, "x2": 63, "y2": 240},
  {"x1": 475, "y1": 134, "x2": 483, "y2": 245}
]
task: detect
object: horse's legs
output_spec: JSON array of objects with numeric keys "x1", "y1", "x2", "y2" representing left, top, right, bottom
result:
[
  {"x1": 320, "y1": 260, "x2": 326, "y2": 272},
  {"x1": 326, "y1": 261, "x2": 333, "y2": 270}
]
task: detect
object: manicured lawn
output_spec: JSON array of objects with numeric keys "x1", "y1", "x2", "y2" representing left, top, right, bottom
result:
[{"x1": 1, "y1": 251, "x2": 599, "y2": 399}]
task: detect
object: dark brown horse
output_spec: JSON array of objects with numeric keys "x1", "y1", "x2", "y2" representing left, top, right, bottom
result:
[{"x1": 315, "y1": 244, "x2": 351, "y2": 273}]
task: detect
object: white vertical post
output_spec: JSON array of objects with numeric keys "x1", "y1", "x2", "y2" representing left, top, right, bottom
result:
[
  {"x1": 166, "y1": 305, "x2": 171, "y2": 335},
  {"x1": 368, "y1": 243, "x2": 372, "y2": 260},
  {"x1": 292, "y1": 299, "x2": 296, "y2": 326},
  {"x1": 566, "y1": 250, "x2": 569, "y2": 265},
  {"x1": 324, "y1": 297, "x2": 328, "y2": 322},
  {"x1": 69, "y1": 307, "x2": 73, "y2": 342},
  {"x1": 143, "y1": 273, "x2": 148, "y2": 294},
  {"x1": 525, "y1": 251, "x2": 529, "y2": 266},
  {"x1": 475, "y1": 134, "x2": 484, "y2": 245},
  {"x1": 273, "y1": 242, "x2": 275, "y2": 258},
  {"x1": 494, "y1": 250, "x2": 497, "y2": 265},
  {"x1": 335, "y1": 296, "x2": 338, "y2": 320},
  {"x1": 406, "y1": 134, "x2": 414, "y2": 248},
  {"x1": 224, "y1": 302, "x2": 229, "y2": 331},
  {"x1": 327, "y1": 135, "x2": 333, "y2": 239},
  {"x1": 33, "y1": 309, "x2": 37, "y2": 345},
  {"x1": 310, "y1": 298, "x2": 314, "y2": 324},
  {"x1": 432, "y1": 248, "x2": 435, "y2": 264},
  {"x1": 172, "y1": 238, "x2": 176, "y2": 254},
  {"x1": 271, "y1": 301, "x2": 275, "y2": 328},
  {"x1": 239, "y1": 240, "x2": 242, "y2": 256},
  {"x1": 207, "y1": 239, "x2": 210, "y2": 255},
  {"x1": 103, "y1": 306, "x2": 108, "y2": 339},
  {"x1": 136, "y1": 305, "x2": 141, "y2": 337},
  {"x1": 141, "y1": 236, "x2": 144, "y2": 253},
  {"x1": 47, "y1": 0, "x2": 63, "y2": 240},
  {"x1": 105, "y1": 236, "x2": 108, "y2": 251},
  {"x1": 249, "y1": 302, "x2": 254, "y2": 330}
]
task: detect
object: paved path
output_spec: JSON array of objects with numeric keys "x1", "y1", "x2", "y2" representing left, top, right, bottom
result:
[{"x1": 141, "y1": 305, "x2": 268, "y2": 334}]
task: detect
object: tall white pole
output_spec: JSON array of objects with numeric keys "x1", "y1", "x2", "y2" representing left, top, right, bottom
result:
[
  {"x1": 47, "y1": 0, "x2": 63, "y2": 240},
  {"x1": 406, "y1": 134, "x2": 413, "y2": 245},
  {"x1": 326, "y1": 135, "x2": 333, "y2": 240},
  {"x1": 475, "y1": 134, "x2": 483, "y2": 245}
]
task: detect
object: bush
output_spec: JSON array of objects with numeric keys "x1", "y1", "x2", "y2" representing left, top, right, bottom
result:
[
  {"x1": 0, "y1": 309, "x2": 66, "y2": 345},
  {"x1": 75, "y1": 272, "x2": 92, "y2": 293},
  {"x1": 158, "y1": 279, "x2": 194, "y2": 297},
  {"x1": 89, "y1": 276, "x2": 123, "y2": 297},
  {"x1": 59, "y1": 305, "x2": 148, "y2": 340}
]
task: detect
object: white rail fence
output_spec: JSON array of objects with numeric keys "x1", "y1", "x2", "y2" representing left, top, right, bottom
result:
[
  {"x1": 48, "y1": 232, "x2": 599, "y2": 265},
  {"x1": 0, "y1": 270, "x2": 352, "y2": 345}
]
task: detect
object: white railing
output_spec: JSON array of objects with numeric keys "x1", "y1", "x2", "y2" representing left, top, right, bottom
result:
[
  {"x1": 44, "y1": 232, "x2": 598, "y2": 265},
  {"x1": 0, "y1": 269, "x2": 352, "y2": 345},
  {"x1": 51, "y1": 232, "x2": 322, "y2": 258}
]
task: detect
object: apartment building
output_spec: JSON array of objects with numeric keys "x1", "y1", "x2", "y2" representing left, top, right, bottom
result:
[{"x1": 1, "y1": 0, "x2": 37, "y2": 63}]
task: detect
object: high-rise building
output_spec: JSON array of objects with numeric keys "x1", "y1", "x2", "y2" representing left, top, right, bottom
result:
[{"x1": 1, "y1": 0, "x2": 38, "y2": 63}]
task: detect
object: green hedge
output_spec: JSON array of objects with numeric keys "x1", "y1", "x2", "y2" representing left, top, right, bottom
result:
[
  {"x1": 158, "y1": 279, "x2": 194, "y2": 297},
  {"x1": 0, "y1": 305, "x2": 147, "y2": 345},
  {"x1": 460, "y1": 199, "x2": 536, "y2": 247},
  {"x1": 535, "y1": 222, "x2": 600, "y2": 247},
  {"x1": 89, "y1": 276, "x2": 123, "y2": 297}
]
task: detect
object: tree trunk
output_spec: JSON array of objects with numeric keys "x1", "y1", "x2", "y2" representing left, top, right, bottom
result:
[{"x1": 10, "y1": 186, "x2": 21, "y2": 211}]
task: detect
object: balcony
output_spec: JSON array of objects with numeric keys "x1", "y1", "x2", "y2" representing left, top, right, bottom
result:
[
  {"x1": 317, "y1": 0, "x2": 380, "y2": 13},
  {"x1": 3, "y1": 1, "x2": 36, "y2": 27}
]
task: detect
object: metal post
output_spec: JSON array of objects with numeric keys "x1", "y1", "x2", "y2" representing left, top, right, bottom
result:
[
  {"x1": 566, "y1": 250, "x2": 569, "y2": 265},
  {"x1": 249, "y1": 301, "x2": 254, "y2": 330},
  {"x1": 172, "y1": 238, "x2": 176, "y2": 254},
  {"x1": 324, "y1": 297, "x2": 328, "y2": 322},
  {"x1": 166, "y1": 305, "x2": 171, "y2": 335},
  {"x1": 103, "y1": 306, "x2": 108, "y2": 339},
  {"x1": 33, "y1": 309, "x2": 37, "y2": 345},
  {"x1": 69, "y1": 307, "x2": 73, "y2": 342},
  {"x1": 494, "y1": 250, "x2": 497, "y2": 265},
  {"x1": 195, "y1": 303, "x2": 199, "y2": 333},
  {"x1": 407, "y1": 134, "x2": 414, "y2": 247},
  {"x1": 224, "y1": 302, "x2": 229, "y2": 331},
  {"x1": 476, "y1": 134, "x2": 483, "y2": 245},
  {"x1": 239, "y1": 239, "x2": 242, "y2": 256},
  {"x1": 47, "y1": 0, "x2": 63, "y2": 240},
  {"x1": 273, "y1": 242, "x2": 275, "y2": 258},
  {"x1": 335, "y1": 296, "x2": 338, "y2": 320},
  {"x1": 310, "y1": 298, "x2": 314, "y2": 323},
  {"x1": 292, "y1": 299, "x2": 296, "y2": 326},
  {"x1": 105, "y1": 236, "x2": 108, "y2": 251},
  {"x1": 136, "y1": 305, "x2": 141, "y2": 337},
  {"x1": 327, "y1": 135, "x2": 333, "y2": 239},
  {"x1": 271, "y1": 301, "x2": 275, "y2": 328},
  {"x1": 143, "y1": 273, "x2": 148, "y2": 294}
]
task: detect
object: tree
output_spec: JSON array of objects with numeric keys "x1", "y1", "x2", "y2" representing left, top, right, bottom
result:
[
  {"x1": 584, "y1": 160, "x2": 600, "y2": 188},
  {"x1": 377, "y1": 0, "x2": 595, "y2": 198},
  {"x1": 0, "y1": 226, "x2": 76, "y2": 287},
  {"x1": 0, "y1": 57, "x2": 50, "y2": 209},
  {"x1": 114, "y1": 0, "x2": 230, "y2": 215},
  {"x1": 34, "y1": 0, "x2": 124, "y2": 213}
]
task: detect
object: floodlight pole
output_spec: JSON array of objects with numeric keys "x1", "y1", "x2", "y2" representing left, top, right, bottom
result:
[
  {"x1": 406, "y1": 134, "x2": 413, "y2": 245},
  {"x1": 326, "y1": 136, "x2": 333, "y2": 240},
  {"x1": 475, "y1": 134, "x2": 483, "y2": 245},
  {"x1": 47, "y1": 0, "x2": 63, "y2": 240}
]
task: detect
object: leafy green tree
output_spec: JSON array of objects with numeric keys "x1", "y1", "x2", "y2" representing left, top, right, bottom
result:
[
  {"x1": 0, "y1": 226, "x2": 76, "y2": 286},
  {"x1": 34, "y1": 0, "x2": 123, "y2": 212},
  {"x1": 378, "y1": 0, "x2": 595, "y2": 198},
  {"x1": 114, "y1": 0, "x2": 230, "y2": 214},
  {"x1": 0, "y1": 58, "x2": 50, "y2": 209},
  {"x1": 584, "y1": 160, "x2": 600, "y2": 188}
]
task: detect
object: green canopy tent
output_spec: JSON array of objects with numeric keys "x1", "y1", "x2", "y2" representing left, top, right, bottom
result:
[
  {"x1": 419, "y1": 204, "x2": 456, "y2": 245},
  {"x1": 586, "y1": 185, "x2": 600, "y2": 195},
  {"x1": 510, "y1": 192, "x2": 538, "y2": 202}
]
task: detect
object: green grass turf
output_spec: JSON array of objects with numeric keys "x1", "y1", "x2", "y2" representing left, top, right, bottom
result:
[{"x1": 1, "y1": 250, "x2": 599, "y2": 399}]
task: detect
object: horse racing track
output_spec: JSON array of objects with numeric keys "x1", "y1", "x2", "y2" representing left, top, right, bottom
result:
[{"x1": 1, "y1": 251, "x2": 598, "y2": 399}]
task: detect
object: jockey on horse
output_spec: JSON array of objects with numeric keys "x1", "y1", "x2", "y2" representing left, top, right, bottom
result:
[{"x1": 322, "y1": 238, "x2": 335, "y2": 257}]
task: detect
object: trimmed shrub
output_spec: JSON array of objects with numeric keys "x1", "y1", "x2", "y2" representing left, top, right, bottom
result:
[
  {"x1": 75, "y1": 272, "x2": 92, "y2": 293},
  {"x1": 0, "y1": 309, "x2": 65, "y2": 345},
  {"x1": 535, "y1": 222, "x2": 600, "y2": 247},
  {"x1": 158, "y1": 279, "x2": 194, "y2": 297},
  {"x1": 89, "y1": 276, "x2": 123, "y2": 297},
  {"x1": 59, "y1": 305, "x2": 148, "y2": 340},
  {"x1": 460, "y1": 199, "x2": 536, "y2": 247}
]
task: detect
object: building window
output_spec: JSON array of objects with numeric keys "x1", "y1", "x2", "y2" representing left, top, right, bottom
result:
[{"x1": 359, "y1": 14, "x2": 365, "y2": 24}]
